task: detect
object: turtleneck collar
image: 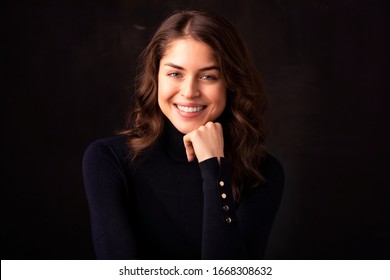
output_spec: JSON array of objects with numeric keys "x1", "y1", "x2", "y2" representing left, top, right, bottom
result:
[{"x1": 161, "y1": 118, "x2": 188, "y2": 162}]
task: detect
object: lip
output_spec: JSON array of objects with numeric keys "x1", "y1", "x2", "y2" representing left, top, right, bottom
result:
[
  {"x1": 173, "y1": 102, "x2": 206, "y2": 118},
  {"x1": 175, "y1": 102, "x2": 205, "y2": 107}
]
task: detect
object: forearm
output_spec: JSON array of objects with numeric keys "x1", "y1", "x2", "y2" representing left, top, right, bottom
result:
[{"x1": 199, "y1": 157, "x2": 246, "y2": 259}]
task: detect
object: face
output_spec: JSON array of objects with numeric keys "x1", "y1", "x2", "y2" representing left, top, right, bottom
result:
[{"x1": 158, "y1": 37, "x2": 227, "y2": 134}]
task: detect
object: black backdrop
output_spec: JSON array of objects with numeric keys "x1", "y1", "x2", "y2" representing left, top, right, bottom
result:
[{"x1": 3, "y1": 0, "x2": 389, "y2": 259}]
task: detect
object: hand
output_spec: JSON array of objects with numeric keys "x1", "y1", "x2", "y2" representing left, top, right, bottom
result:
[{"x1": 183, "y1": 122, "x2": 224, "y2": 164}]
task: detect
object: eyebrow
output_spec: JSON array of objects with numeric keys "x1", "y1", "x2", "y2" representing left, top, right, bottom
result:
[{"x1": 163, "y1": 62, "x2": 220, "y2": 72}]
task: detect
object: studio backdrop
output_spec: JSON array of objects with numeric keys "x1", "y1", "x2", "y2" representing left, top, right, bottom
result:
[{"x1": 3, "y1": 0, "x2": 389, "y2": 259}]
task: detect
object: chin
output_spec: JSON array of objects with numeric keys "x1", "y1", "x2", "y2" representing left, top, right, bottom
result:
[{"x1": 173, "y1": 121, "x2": 202, "y2": 135}]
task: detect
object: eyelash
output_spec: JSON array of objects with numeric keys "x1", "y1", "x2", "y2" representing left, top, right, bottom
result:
[
  {"x1": 168, "y1": 72, "x2": 182, "y2": 78},
  {"x1": 200, "y1": 74, "x2": 217, "y2": 80},
  {"x1": 167, "y1": 72, "x2": 217, "y2": 80}
]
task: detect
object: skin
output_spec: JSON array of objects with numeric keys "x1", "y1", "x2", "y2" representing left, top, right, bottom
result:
[{"x1": 157, "y1": 37, "x2": 226, "y2": 163}]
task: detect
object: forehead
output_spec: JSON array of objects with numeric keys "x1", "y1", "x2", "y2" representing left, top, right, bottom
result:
[{"x1": 161, "y1": 37, "x2": 217, "y2": 65}]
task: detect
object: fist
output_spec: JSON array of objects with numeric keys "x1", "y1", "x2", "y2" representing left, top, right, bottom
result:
[{"x1": 183, "y1": 122, "x2": 224, "y2": 164}]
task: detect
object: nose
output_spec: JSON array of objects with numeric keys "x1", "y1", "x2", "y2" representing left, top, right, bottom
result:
[{"x1": 181, "y1": 78, "x2": 200, "y2": 98}]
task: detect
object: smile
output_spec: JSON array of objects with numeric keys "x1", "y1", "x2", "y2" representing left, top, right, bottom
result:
[{"x1": 176, "y1": 105, "x2": 205, "y2": 113}]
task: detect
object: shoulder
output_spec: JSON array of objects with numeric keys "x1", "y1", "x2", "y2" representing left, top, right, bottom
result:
[
  {"x1": 83, "y1": 135, "x2": 131, "y2": 168},
  {"x1": 82, "y1": 135, "x2": 132, "y2": 197},
  {"x1": 260, "y1": 153, "x2": 285, "y2": 192},
  {"x1": 261, "y1": 153, "x2": 284, "y2": 177},
  {"x1": 239, "y1": 153, "x2": 284, "y2": 210}
]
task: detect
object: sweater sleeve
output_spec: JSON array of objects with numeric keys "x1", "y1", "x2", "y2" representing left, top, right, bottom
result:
[
  {"x1": 82, "y1": 139, "x2": 138, "y2": 259},
  {"x1": 199, "y1": 156, "x2": 284, "y2": 260},
  {"x1": 199, "y1": 157, "x2": 246, "y2": 259}
]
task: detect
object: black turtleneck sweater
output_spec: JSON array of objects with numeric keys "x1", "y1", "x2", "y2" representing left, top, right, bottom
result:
[{"x1": 82, "y1": 120, "x2": 284, "y2": 259}]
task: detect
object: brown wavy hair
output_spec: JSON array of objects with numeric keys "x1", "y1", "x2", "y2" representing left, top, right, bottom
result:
[{"x1": 121, "y1": 10, "x2": 268, "y2": 201}]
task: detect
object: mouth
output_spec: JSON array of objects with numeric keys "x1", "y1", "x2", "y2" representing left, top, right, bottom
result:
[{"x1": 175, "y1": 104, "x2": 206, "y2": 113}]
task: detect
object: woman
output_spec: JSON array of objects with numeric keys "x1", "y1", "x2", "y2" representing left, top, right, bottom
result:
[{"x1": 83, "y1": 10, "x2": 284, "y2": 260}]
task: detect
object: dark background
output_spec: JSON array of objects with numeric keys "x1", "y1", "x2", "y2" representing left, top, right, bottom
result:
[{"x1": 3, "y1": 0, "x2": 389, "y2": 259}]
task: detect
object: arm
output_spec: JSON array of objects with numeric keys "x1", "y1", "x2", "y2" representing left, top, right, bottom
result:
[
  {"x1": 199, "y1": 155, "x2": 284, "y2": 259},
  {"x1": 184, "y1": 122, "x2": 284, "y2": 259},
  {"x1": 82, "y1": 138, "x2": 138, "y2": 259},
  {"x1": 199, "y1": 157, "x2": 246, "y2": 259},
  {"x1": 236, "y1": 155, "x2": 285, "y2": 259}
]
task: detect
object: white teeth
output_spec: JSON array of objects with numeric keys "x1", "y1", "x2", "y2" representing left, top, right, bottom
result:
[{"x1": 177, "y1": 105, "x2": 204, "y2": 113}]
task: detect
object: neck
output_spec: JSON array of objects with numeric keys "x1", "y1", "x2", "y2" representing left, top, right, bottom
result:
[{"x1": 161, "y1": 118, "x2": 188, "y2": 162}]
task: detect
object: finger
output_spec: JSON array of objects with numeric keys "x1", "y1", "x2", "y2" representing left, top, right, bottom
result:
[{"x1": 183, "y1": 135, "x2": 195, "y2": 162}]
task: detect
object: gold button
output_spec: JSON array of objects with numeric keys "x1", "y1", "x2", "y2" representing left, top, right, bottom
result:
[
  {"x1": 225, "y1": 217, "x2": 232, "y2": 223},
  {"x1": 223, "y1": 205, "x2": 229, "y2": 211},
  {"x1": 221, "y1": 193, "x2": 227, "y2": 199},
  {"x1": 219, "y1": 181, "x2": 225, "y2": 187}
]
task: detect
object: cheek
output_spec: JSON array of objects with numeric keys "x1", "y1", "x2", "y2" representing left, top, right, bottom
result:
[
  {"x1": 213, "y1": 86, "x2": 227, "y2": 112},
  {"x1": 157, "y1": 80, "x2": 169, "y2": 105},
  {"x1": 158, "y1": 78, "x2": 176, "y2": 102}
]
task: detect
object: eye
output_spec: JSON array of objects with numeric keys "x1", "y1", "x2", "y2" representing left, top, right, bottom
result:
[
  {"x1": 200, "y1": 74, "x2": 217, "y2": 80},
  {"x1": 168, "y1": 72, "x2": 182, "y2": 78}
]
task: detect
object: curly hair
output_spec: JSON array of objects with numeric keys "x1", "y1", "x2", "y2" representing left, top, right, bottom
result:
[{"x1": 121, "y1": 10, "x2": 268, "y2": 201}]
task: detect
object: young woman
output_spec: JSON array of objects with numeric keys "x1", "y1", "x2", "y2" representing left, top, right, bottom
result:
[{"x1": 83, "y1": 10, "x2": 284, "y2": 260}]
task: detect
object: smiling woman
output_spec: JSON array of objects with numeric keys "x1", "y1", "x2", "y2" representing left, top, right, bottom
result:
[
  {"x1": 158, "y1": 38, "x2": 226, "y2": 135},
  {"x1": 82, "y1": 10, "x2": 284, "y2": 260}
]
